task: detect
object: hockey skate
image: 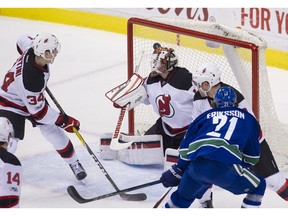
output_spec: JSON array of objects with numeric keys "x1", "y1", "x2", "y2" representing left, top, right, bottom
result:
[
  {"x1": 69, "y1": 160, "x2": 87, "y2": 181},
  {"x1": 200, "y1": 192, "x2": 214, "y2": 208}
]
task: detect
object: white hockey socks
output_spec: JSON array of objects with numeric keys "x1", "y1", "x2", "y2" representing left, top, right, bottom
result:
[
  {"x1": 265, "y1": 172, "x2": 288, "y2": 200},
  {"x1": 265, "y1": 172, "x2": 287, "y2": 192}
]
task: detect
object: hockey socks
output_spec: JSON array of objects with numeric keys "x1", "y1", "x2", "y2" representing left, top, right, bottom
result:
[{"x1": 277, "y1": 178, "x2": 288, "y2": 201}]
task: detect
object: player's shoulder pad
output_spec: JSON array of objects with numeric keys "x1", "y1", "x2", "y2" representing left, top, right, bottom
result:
[
  {"x1": 16, "y1": 34, "x2": 33, "y2": 55},
  {"x1": 168, "y1": 67, "x2": 193, "y2": 90},
  {"x1": 23, "y1": 49, "x2": 46, "y2": 92},
  {"x1": 193, "y1": 90, "x2": 206, "y2": 101},
  {"x1": 146, "y1": 73, "x2": 161, "y2": 85}
]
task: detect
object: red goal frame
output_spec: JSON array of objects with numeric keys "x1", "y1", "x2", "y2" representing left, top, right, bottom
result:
[{"x1": 127, "y1": 17, "x2": 259, "y2": 135}]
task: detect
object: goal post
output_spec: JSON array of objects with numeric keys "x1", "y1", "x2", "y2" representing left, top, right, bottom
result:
[{"x1": 126, "y1": 17, "x2": 288, "y2": 166}]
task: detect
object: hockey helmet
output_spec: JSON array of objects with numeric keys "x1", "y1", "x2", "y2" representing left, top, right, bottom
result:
[
  {"x1": 32, "y1": 33, "x2": 61, "y2": 63},
  {"x1": 214, "y1": 86, "x2": 237, "y2": 108},
  {"x1": 150, "y1": 43, "x2": 178, "y2": 74},
  {"x1": 0, "y1": 117, "x2": 14, "y2": 144},
  {"x1": 193, "y1": 63, "x2": 221, "y2": 92}
]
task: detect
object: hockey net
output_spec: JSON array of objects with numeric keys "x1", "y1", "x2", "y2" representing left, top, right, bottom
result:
[{"x1": 127, "y1": 17, "x2": 288, "y2": 167}]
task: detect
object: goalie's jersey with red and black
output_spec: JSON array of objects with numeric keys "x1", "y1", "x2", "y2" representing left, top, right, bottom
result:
[
  {"x1": 0, "y1": 40, "x2": 60, "y2": 125},
  {"x1": 0, "y1": 147, "x2": 22, "y2": 208},
  {"x1": 144, "y1": 67, "x2": 197, "y2": 136}
]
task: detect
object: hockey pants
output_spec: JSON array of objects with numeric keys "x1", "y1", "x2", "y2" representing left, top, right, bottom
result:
[{"x1": 169, "y1": 158, "x2": 266, "y2": 208}]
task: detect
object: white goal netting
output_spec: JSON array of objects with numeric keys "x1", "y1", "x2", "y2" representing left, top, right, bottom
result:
[{"x1": 127, "y1": 17, "x2": 288, "y2": 167}]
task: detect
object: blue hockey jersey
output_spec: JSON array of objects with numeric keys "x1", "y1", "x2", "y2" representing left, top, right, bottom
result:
[{"x1": 178, "y1": 107, "x2": 261, "y2": 170}]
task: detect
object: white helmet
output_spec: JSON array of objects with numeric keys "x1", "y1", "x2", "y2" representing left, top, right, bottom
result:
[
  {"x1": 32, "y1": 33, "x2": 61, "y2": 63},
  {"x1": 193, "y1": 63, "x2": 221, "y2": 93},
  {"x1": 150, "y1": 43, "x2": 178, "y2": 74},
  {"x1": 0, "y1": 117, "x2": 14, "y2": 143}
]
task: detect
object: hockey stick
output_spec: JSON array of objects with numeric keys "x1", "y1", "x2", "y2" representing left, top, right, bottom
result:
[
  {"x1": 67, "y1": 179, "x2": 161, "y2": 204},
  {"x1": 109, "y1": 105, "x2": 134, "y2": 150},
  {"x1": 153, "y1": 187, "x2": 173, "y2": 208},
  {"x1": 106, "y1": 52, "x2": 144, "y2": 151},
  {"x1": 45, "y1": 87, "x2": 147, "y2": 201}
]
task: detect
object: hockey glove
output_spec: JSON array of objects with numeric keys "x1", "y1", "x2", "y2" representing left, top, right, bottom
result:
[
  {"x1": 55, "y1": 113, "x2": 80, "y2": 133},
  {"x1": 160, "y1": 164, "x2": 183, "y2": 188}
]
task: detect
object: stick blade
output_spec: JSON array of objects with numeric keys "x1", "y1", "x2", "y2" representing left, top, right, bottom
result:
[
  {"x1": 67, "y1": 185, "x2": 92, "y2": 204},
  {"x1": 67, "y1": 185, "x2": 147, "y2": 203},
  {"x1": 109, "y1": 139, "x2": 133, "y2": 150},
  {"x1": 119, "y1": 192, "x2": 147, "y2": 201}
]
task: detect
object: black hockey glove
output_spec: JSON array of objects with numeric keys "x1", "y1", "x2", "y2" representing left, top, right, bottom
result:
[{"x1": 160, "y1": 164, "x2": 183, "y2": 188}]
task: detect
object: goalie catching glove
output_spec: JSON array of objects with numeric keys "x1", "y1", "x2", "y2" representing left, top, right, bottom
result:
[
  {"x1": 113, "y1": 84, "x2": 147, "y2": 110},
  {"x1": 106, "y1": 73, "x2": 147, "y2": 110},
  {"x1": 55, "y1": 113, "x2": 80, "y2": 133}
]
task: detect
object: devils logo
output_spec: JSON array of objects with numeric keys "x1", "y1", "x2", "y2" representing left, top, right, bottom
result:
[{"x1": 156, "y1": 94, "x2": 175, "y2": 118}]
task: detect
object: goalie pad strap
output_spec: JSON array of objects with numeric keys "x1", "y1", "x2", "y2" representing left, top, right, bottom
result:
[
  {"x1": 119, "y1": 134, "x2": 162, "y2": 149},
  {"x1": 101, "y1": 133, "x2": 162, "y2": 148},
  {"x1": 164, "y1": 148, "x2": 179, "y2": 171}
]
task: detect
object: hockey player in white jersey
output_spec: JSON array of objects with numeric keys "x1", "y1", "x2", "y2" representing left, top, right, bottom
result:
[
  {"x1": 0, "y1": 117, "x2": 22, "y2": 208},
  {"x1": 160, "y1": 86, "x2": 266, "y2": 208},
  {"x1": 104, "y1": 43, "x2": 197, "y2": 163},
  {"x1": 0, "y1": 34, "x2": 87, "y2": 181},
  {"x1": 107, "y1": 43, "x2": 197, "y2": 155},
  {"x1": 142, "y1": 43, "x2": 197, "y2": 151},
  {"x1": 192, "y1": 62, "x2": 288, "y2": 202}
]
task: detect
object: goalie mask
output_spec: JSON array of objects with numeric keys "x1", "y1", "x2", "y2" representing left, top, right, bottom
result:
[
  {"x1": 150, "y1": 43, "x2": 178, "y2": 74},
  {"x1": 193, "y1": 63, "x2": 221, "y2": 94},
  {"x1": 32, "y1": 33, "x2": 61, "y2": 63}
]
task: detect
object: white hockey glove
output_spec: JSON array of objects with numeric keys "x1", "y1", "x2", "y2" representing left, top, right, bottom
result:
[{"x1": 105, "y1": 73, "x2": 147, "y2": 110}]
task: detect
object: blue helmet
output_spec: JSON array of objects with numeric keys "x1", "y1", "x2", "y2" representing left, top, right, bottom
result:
[{"x1": 214, "y1": 86, "x2": 237, "y2": 108}]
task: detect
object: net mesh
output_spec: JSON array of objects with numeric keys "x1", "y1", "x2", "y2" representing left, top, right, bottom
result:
[{"x1": 128, "y1": 17, "x2": 288, "y2": 167}]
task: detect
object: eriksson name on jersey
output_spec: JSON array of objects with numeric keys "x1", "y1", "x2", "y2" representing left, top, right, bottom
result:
[{"x1": 207, "y1": 110, "x2": 245, "y2": 119}]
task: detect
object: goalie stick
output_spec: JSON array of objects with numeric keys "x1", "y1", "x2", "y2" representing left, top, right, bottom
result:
[
  {"x1": 109, "y1": 105, "x2": 134, "y2": 150},
  {"x1": 105, "y1": 51, "x2": 144, "y2": 151},
  {"x1": 45, "y1": 87, "x2": 147, "y2": 201},
  {"x1": 67, "y1": 180, "x2": 161, "y2": 204}
]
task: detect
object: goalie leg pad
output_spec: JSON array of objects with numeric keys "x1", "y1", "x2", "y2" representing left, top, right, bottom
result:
[
  {"x1": 99, "y1": 133, "x2": 118, "y2": 160},
  {"x1": 117, "y1": 134, "x2": 164, "y2": 165}
]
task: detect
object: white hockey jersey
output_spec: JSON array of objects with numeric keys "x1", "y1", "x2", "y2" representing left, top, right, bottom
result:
[
  {"x1": 0, "y1": 35, "x2": 60, "y2": 125},
  {"x1": 144, "y1": 67, "x2": 197, "y2": 136},
  {"x1": 0, "y1": 148, "x2": 22, "y2": 208}
]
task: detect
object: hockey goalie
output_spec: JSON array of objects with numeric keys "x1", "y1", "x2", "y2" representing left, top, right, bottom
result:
[
  {"x1": 101, "y1": 43, "x2": 196, "y2": 169},
  {"x1": 102, "y1": 72, "x2": 165, "y2": 165}
]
